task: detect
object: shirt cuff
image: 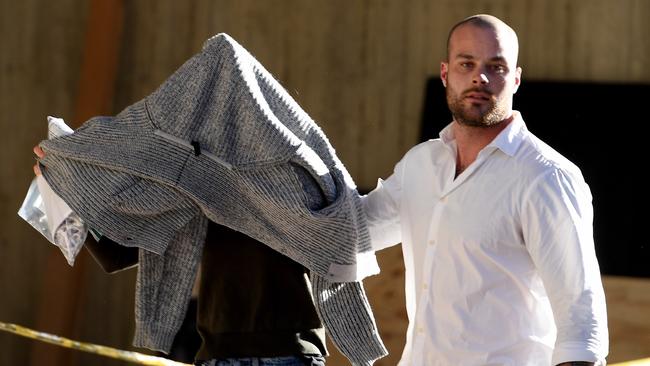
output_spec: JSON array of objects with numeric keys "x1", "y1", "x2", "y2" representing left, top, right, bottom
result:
[{"x1": 552, "y1": 341, "x2": 608, "y2": 365}]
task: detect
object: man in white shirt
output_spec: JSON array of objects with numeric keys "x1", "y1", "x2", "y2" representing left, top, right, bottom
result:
[{"x1": 363, "y1": 14, "x2": 608, "y2": 366}]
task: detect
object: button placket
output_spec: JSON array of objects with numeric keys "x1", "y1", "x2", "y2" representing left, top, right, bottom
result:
[{"x1": 413, "y1": 195, "x2": 446, "y2": 354}]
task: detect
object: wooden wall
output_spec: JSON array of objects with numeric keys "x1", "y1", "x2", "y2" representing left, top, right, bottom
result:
[
  {"x1": 1, "y1": 1, "x2": 649, "y2": 365},
  {"x1": 604, "y1": 276, "x2": 650, "y2": 363}
]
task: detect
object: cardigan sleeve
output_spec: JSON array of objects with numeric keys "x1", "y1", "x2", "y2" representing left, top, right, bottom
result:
[{"x1": 310, "y1": 273, "x2": 388, "y2": 365}]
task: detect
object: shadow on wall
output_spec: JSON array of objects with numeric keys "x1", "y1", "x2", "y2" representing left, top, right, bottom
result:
[{"x1": 420, "y1": 78, "x2": 650, "y2": 278}]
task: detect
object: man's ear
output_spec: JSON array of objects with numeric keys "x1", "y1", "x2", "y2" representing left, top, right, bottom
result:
[
  {"x1": 513, "y1": 66, "x2": 522, "y2": 94},
  {"x1": 440, "y1": 62, "x2": 448, "y2": 88}
]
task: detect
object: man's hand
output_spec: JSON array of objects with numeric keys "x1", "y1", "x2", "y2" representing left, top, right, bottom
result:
[{"x1": 33, "y1": 145, "x2": 45, "y2": 176}]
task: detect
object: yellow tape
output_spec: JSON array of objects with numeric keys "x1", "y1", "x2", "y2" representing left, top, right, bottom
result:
[
  {"x1": 5, "y1": 319, "x2": 650, "y2": 366},
  {"x1": 0, "y1": 321, "x2": 191, "y2": 366}
]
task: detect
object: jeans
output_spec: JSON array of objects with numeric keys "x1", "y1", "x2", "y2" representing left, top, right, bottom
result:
[{"x1": 196, "y1": 356, "x2": 325, "y2": 366}]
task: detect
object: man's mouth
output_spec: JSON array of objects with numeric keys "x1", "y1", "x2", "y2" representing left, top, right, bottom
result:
[
  {"x1": 463, "y1": 91, "x2": 491, "y2": 102},
  {"x1": 465, "y1": 92, "x2": 491, "y2": 100}
]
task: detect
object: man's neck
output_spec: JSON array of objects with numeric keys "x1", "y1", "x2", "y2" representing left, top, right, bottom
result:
[{"x1": 452, "y1": 114, "x2": 514, "y2": 176}]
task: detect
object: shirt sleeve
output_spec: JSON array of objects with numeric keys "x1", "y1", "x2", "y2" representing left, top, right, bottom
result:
[
  {"x1": 360, "y1": 158, "x2": 404, "y2": 251},
  {"x1": 521, "y1": 167, "x2": 609, "y2": 365}
]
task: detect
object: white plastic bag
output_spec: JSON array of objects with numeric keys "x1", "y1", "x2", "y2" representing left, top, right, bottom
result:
[{"x1": 17, "y1": 116, "x2": 88, "y2": 266}]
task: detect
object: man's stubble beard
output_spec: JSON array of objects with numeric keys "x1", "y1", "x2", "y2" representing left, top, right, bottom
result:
[{"x1": 446, "y1": 84, "x2": 509, "y2": 128}]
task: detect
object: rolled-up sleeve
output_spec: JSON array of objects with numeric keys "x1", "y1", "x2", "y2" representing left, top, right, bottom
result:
[
  {"x1": 521, "y1": 167, "x2": 609, "y2": 365},
  {"x1": 361, "y1": 159, "x2": 404, "y2": 251}
]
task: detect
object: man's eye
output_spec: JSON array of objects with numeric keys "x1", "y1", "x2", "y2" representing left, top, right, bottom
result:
[
  {"x1": 460, "y1": 62, "x2": 472, "y2": 69},
  {"x1": 492, "y1": 65, "x2": 507, "y2": 73}
]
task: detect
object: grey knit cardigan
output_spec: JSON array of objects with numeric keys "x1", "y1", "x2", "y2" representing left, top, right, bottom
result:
[{"x1": 39, "y1": 34, "x2": 387, "y2": 365}]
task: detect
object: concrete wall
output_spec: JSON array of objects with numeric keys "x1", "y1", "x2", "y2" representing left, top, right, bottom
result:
[{"x1": 1, "y1": 1, "x2": 649, "y2": 365}]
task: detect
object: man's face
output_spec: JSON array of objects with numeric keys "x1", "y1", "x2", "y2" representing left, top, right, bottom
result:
[{"x1": 441, "y1": 24, "x2": 521, "y2": 127}]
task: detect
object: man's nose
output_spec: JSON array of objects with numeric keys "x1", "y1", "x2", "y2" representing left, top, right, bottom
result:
[{"x1": 472, "y1": 72, "x2": 489, "y2": 85}]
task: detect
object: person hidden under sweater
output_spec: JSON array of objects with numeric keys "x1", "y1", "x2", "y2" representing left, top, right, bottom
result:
[{"x1": 38, "y1": 33, "x2": 387, "y2": 365}]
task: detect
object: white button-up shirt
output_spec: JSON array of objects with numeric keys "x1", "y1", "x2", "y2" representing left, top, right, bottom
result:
[{"x1": 363, "y1": 113, "x2": 608, "y2": 365}]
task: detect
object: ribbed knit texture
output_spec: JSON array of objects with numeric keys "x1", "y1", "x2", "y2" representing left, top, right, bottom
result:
[
  {"x1": 133, "y1": 214, "x2": 207, "y2": 352},
  {"x1": 39, "y1": 33, "x2": 386, "y2": 364},
  {"x1": 311, "y1": 274, "x2": 387, "y2": 366}
]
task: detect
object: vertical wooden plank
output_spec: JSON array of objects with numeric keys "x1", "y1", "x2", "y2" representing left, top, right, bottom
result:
[
  {"x1": 626, "y1": 0, "x2": 650, "y2": 81},
  {"x1": 73, "y1": 0, "x2": 125, "y2": 125},
  {"x1": 603, "y1": 276, "x2": 650, "y2": 363}
]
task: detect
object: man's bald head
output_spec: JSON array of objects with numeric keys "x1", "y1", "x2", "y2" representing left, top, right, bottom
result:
[
  {"x1": 446, "y1": 14, "x2": 519, "y2": 64},
  {"x1": 441, "y1": 14, "x2": 522, "y2": 127}
]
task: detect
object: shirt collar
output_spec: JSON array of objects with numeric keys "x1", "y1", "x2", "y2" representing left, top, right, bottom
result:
[
  {"x1": 487, "y1": 111, "x2": 527, "y2": 157},
  {"x1": 438, "y1": 111, "x2": 527, "y2": 157}
]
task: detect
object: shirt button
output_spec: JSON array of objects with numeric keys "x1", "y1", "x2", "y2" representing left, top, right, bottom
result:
[
  {"x1": 428, "y1": 240, "x2": 435, "y2": 246},
  {"x1": 417, "y1": 326, "x2": 425, "y2": 334},
  {"x1": 422, "y1": 283, "x2": 428, "y2": 290}
]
